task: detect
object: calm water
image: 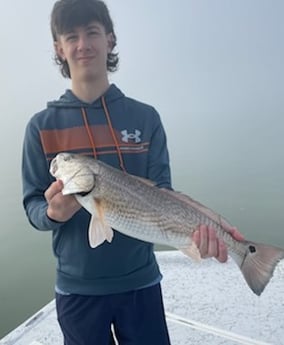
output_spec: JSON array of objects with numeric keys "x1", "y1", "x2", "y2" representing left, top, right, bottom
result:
[{"x1": 0, "y1": 147, "x2": 284, "y2": 339}]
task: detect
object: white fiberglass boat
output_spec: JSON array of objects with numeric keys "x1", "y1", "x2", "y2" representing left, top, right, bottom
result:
[{"x1": 1, "y1": 251, "x2": 283, "y2": 345}]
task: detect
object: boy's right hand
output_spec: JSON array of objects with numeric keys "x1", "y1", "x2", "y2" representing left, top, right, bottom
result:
[{"x1": 45, "y1": 180, "x2": 81, "y2": 222}]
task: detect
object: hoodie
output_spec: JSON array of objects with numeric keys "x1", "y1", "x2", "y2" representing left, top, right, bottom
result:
[{"x1": 22, "y1": 84, "x2": 172, "y2": 295}]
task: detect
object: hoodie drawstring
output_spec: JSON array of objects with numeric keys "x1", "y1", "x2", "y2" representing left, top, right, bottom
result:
[
  {"x1": 81, "y1": 96, "x2": 126, "y2": 172},
  {"x1": 81, "y1": 107, "x2": 97, "y2": 159},
  {"x1": 101, "y1": 96, "x2": 125, "y2": 172}
]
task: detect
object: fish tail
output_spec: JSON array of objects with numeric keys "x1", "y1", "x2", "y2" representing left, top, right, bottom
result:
[{"x1": 235, "y1": 241, "x2": 284, "y2": 296}]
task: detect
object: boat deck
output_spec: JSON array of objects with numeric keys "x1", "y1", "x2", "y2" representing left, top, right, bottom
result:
[{"x1": 1, "y1": 251, "x2": 283, "y2": 345}]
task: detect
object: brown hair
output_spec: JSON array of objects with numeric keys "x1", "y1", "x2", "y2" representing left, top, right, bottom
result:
[{"x1": 50, "y1": 0, "x2": 119, "y2": 78}]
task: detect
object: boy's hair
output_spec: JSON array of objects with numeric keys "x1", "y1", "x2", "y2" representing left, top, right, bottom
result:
[{"x1": 50, "y1": 0, "x2": 119, "y2": 78}]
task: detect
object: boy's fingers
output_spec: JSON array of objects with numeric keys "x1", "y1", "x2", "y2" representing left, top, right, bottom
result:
[
  {"x1": 216, "y1": 239, "x2": 228, "y2": 263},
  {"x1": 206, "y1": 227, "x2": 218, "y2": 258},
  {"x1": 192, "y1": 228, "x2": 201, "y2": 247},
  {"x1": 230, "y1": 227, "x2": 245, "y2": 241},
  {"x1": 198, "y1": 225, "x2": 209, "y2": 257},
  {"x1": 44, "y1": 180, "x2": 63, "y2": 201}
]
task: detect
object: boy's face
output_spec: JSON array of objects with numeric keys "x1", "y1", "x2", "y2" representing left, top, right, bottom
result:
[{"x1": 54, "y1": 21, "x2": 113, "y2": 82}]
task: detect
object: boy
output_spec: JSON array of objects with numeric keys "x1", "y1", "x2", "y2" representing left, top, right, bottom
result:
[{"x1": 22, "y1": 0, "x2": 243, "y2": 344}]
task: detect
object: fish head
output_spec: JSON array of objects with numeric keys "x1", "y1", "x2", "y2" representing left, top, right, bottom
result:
[{"x1": 50, "y1": 152, "x2": 96, "y2": 195}]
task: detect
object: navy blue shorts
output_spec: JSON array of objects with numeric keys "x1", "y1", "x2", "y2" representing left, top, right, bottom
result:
[{"x1": 56, "y1": 283, "x2": 171, "y2": 345}]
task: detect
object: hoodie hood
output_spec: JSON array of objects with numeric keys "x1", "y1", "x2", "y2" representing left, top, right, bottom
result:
[{"x1": 47, "y1": 84, "x2": 124, "y2": 109}]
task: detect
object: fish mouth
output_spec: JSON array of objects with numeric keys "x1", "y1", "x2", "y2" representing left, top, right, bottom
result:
[
  {"x1": 76, "y1": 189, "x2": 93, "y2": 197},
  {"x1": 50, "y1": 159, "x2": 58, "y2": 177}
]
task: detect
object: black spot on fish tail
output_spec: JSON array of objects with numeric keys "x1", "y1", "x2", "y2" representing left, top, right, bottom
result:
[{"x1": 237, "y1": 241, "x2": 284, "y2": 296}]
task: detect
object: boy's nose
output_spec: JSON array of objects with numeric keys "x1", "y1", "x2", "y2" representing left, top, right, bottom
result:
[{"x1": 77, "y1": 36, "x2": 91, "y2": 51}]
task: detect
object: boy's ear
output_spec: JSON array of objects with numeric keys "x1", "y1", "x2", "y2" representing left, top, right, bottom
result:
[
  {"x1": 54, "y1": 41, "x2": 66, "y2": 61},
  {"x1": 107, "y1": 33, "x2": 115, "y2": 53}
]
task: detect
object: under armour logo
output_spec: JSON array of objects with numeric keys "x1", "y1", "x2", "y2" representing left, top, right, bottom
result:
[{"x1": 121, "y1": 130, "x2": 142, "y2": 143}]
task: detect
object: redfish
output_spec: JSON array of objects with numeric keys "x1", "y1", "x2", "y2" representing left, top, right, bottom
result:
[{"x1": 50, "y1": 152, "x2": 284, "y2": 296}]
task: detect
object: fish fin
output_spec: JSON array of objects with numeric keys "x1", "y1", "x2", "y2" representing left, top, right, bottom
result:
[
  {"x1": 75, "y1": 194, "x2": 114, "y2": 248},
  {"x1": 180, "y1": 242, "x2": 201, "y2": 262},
  {"x1": 88, "y1": 215, "x2": 114, "y2": 248},
  {"x1": 234, "y1": 241, "x2": 284, "y2": 296},
  {"x1": 88, "y1": 199, "x2": 114, "y2": 248}
]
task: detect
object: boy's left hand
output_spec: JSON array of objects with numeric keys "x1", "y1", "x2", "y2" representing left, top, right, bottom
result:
[{"x1": 193, "y1": 225, "x2": 244, "y2": 263}]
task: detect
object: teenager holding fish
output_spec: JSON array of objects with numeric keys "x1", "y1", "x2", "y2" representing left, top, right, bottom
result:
[{"x1": 22, "y1": 0, "x2": 244, "y2": 344}]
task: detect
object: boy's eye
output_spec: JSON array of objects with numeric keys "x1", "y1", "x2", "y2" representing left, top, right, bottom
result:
[
  {"x1": 66, "y1": 34, "x2": 77, "y2": 41},
  {"x1": 88, "y1": 30, "x2": 100, "y2": 36}
]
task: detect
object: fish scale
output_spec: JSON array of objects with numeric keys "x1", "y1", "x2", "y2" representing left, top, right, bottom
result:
[
  {"x1": 95, "y1": 170, "x2": 193, "y2": 247},
  {"x1": 50, "y1": 152, "x2": 284, "y2": 296},
  {"x1": 103, "y1": 189, "x2": 184, "y2": 246}
]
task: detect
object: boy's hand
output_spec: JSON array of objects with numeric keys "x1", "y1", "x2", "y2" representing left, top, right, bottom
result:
[
  {"x1": 45, "y1": 180, "x2": 81, "y2": 222},
  {"x1": 193, "y1": 225, "x2": 244, "y2": 263}
]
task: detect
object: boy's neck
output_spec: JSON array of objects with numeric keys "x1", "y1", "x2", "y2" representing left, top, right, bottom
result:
[{"x1": 71, "y1": 77, "x2": 110, "y2": 104}]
